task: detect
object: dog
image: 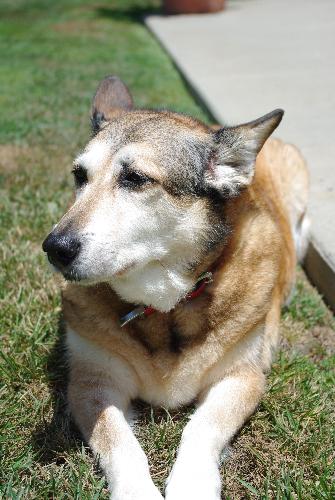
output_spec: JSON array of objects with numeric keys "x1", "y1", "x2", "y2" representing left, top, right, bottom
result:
[{"x1": 42, "y1": 76, "x2": 309, "y2": 499}]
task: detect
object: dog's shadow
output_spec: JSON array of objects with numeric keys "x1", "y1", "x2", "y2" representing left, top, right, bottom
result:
[{"x1": 30, "y1": 316, "x2": 83, "y2": 465}]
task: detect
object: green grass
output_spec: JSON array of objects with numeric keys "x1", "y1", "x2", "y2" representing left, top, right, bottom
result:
[{"x1": 0, "y1": 1, "x2": 334, "y2": 498}]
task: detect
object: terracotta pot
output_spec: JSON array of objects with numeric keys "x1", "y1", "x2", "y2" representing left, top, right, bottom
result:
[{"x1": 164, "y1": 0, "x2": 225, "y2": 14}]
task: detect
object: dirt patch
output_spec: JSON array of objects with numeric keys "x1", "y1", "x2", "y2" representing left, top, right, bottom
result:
[
  {"x1": 52, "y1": 20, "x2": 100, "y2": 35},
  {"x1": 281, "y1": 317, "x2": 335, "y2": 361},
  {"x1": 294, "y1": 325, "x2": 335, "y2": 360},
  {"x1": 0, "y1": 144, "x2": 36, "y2": 173},
  {"x1": 0, "y1": 143, "x2": 74, "y2": 176}
]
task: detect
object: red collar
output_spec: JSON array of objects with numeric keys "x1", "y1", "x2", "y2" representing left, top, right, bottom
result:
[{"x1": 120, "y1": 271, "x2": 213, "y2": 327}]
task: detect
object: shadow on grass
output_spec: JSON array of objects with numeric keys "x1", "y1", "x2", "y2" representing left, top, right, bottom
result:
[
  {"x1": 95, "y1": 2, "x2": 162, "y2": 23},
  {"x1": 30, "y1": 316, "x2": 82, "y2": 465}
]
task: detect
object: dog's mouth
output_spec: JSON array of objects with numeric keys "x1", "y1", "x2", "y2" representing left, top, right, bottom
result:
[
  {"x1": 62, "y1": 266, "x2": 85, "y2": 282},
  {"x1": 49, "y1": 255, "x2": 138, "y2": 286},
  {"x1": 46, "y1": 256, "x2": 86, "y2": 282}
]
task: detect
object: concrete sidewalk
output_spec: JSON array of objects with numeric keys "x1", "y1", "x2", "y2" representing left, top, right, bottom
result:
[{"x1": 146, "y1": 0, "x2": 335, "y2": 309}]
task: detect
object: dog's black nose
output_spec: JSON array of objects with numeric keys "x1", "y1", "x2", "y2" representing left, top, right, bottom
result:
[{"x1": 42, "y1": 232, "x2": 81, "y2": 268}]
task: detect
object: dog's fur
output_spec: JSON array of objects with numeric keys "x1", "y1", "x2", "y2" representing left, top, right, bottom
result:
[{"x1": 43, "y1": 76, "x2": 309, "y2": 499}]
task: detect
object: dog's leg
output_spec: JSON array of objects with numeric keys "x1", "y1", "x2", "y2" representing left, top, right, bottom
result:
[
  {"x1": 68, "y1": 362, "x2": 163, "y2": 500},
  {"x1": 165, "y1": 367, "x2": 265, "y2": 500}
]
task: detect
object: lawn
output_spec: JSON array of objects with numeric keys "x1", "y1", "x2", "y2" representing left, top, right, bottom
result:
[{"x1": 0, "y1": 0, "x2": 334, "y2": 498}]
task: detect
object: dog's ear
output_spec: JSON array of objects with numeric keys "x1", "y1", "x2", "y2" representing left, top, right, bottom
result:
[
  {"x1": 206, "y1": 109, "x2": 284, "y2": 196},
  {"x1": 91, "y1": 76, "x2": 134, "y2": 134}
]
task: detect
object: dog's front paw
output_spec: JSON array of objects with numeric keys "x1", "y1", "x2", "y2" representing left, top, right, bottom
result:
[
  {"x1": 165, "y1": 457, "x2": 221, "y2": 500},
  {"x1": 111, "y1": 481, "x2": 163, "y2": 500}
]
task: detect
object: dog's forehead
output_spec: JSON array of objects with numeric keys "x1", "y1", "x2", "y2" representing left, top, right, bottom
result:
[{"x1": 77, "y1": 111, "x2": 211, "y2": 172}]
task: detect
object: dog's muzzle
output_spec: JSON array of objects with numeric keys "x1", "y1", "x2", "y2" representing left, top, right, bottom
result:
[{"x1": 42, "y1": 231, "x2": 81, "y2": 270}]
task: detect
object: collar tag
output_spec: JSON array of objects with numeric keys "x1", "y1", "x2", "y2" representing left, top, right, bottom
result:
[{"x1": 120, "y1": 305, "x2": 146, "y2": 328}]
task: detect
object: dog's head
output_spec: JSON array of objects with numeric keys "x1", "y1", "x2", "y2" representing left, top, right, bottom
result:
[{"x1": 43, "y1": 76, "x2": 283, "y2": 311}]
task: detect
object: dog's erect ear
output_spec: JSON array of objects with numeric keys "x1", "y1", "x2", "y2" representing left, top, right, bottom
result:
[
  {"x1": 91, "y1": 76, "x2": 134, "y2": 134},
  {"x1": 206, "y1": 109, "x2": 284, "y2": 196}
]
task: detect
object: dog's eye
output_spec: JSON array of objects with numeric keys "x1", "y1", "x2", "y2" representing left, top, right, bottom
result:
[
  {"x1": 119, "y1": 169, "x2": 153, "y2": 189},
  {"x1": 72, "y1": 166, "x2": 88, "y2": 188}
]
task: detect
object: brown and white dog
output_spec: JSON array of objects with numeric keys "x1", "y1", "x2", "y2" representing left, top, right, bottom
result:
[{"x1": 42, "y1": 76, "x2": 309, "y2": 499}]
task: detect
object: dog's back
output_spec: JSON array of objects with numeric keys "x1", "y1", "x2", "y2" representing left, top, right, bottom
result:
[{"x1": 254, "y1": 137, "x2": 309, "y2": 262}]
